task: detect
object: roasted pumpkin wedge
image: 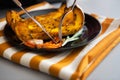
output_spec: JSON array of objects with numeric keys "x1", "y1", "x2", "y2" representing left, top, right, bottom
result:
[{"x1": 6, "y1": 4, "x2": 84, "y2": 48}]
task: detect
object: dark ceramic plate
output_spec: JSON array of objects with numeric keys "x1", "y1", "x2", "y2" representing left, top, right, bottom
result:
[{"x1": 4, "y1": 9, "x2": 101, "y2": 52}]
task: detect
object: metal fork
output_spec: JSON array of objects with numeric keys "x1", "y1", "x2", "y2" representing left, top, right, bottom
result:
[
  {"x1": 12, "y1": 0, "x2": 57, "y2": 43},
  {"x1": 58, "y1": 0, "x2": 77, "y2": 41}
]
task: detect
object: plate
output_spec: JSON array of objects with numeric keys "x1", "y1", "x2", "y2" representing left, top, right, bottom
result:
[{"x1": 4, "y1": 9, "x2": 101, "y2": 52}]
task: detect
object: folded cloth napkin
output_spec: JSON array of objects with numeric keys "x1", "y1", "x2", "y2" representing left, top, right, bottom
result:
[{"x1": 0, "y1": 2, "x2": 120, "y2": 80}]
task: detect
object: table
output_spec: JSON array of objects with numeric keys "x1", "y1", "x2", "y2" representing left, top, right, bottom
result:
[{"x1": 0, "y1": 0, "x2": 120, "y2": 80}]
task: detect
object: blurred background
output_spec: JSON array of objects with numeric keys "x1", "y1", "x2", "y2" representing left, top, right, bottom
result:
[
  {"x1": 0, "y1": 0, "x2": 63, "y2": 7},
  {"x1": 0, "y1": 0, "x2": 65, "y2": 18}
]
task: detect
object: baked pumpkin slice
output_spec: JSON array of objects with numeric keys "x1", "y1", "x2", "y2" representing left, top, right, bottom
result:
[{"x1": 6, "y1": 4, "x2": 84, "y2": 48}]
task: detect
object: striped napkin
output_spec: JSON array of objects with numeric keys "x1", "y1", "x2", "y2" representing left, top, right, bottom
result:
[{"x1": 0, "y1": 2, "x2": 120, "y2": 80}]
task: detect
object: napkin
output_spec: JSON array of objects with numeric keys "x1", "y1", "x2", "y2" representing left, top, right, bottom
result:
[{"x1": 0, "y1": 2, "x2": 120, "y2": 80}]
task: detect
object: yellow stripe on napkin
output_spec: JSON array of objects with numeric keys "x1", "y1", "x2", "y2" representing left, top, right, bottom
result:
[
  {"x1": 0, "y1": 42, "x2": 12, "y2": 56},
  {"x1": 0, "y1": 30, "x2": 4, "y2": 36},
  {"x1": 11, "y1": 50, "x2": 28, "y2": 63},
  {"x1": 101, "y1": 18, "x2": 114, "y2": 34},
  {"x1": 30, "y1": 53, "x2": 58, "y2": 70}
]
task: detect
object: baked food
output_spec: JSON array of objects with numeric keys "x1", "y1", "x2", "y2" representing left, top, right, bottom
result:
[{"x1": 6, "y1": 4, "x2": 84, "y2": 48}]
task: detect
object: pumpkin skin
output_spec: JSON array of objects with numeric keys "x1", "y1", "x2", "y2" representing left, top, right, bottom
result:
[{"x1": 6, "y1": 4, "x2": 84, "y2": 48}]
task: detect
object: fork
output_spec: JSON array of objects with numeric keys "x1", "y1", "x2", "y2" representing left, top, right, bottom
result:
[{"x1": 58, "y1": 0, "x2": 77, "y2": 41}]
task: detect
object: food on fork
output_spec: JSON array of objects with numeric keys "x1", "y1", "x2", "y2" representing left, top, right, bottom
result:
[{"x1": 6, "y1": 4, "x2": 84, "y2": 49}]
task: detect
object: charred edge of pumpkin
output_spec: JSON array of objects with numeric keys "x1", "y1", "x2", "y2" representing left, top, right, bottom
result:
[{"x1": 6, "y1": 10, "x2": 21, "y2": 30}]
